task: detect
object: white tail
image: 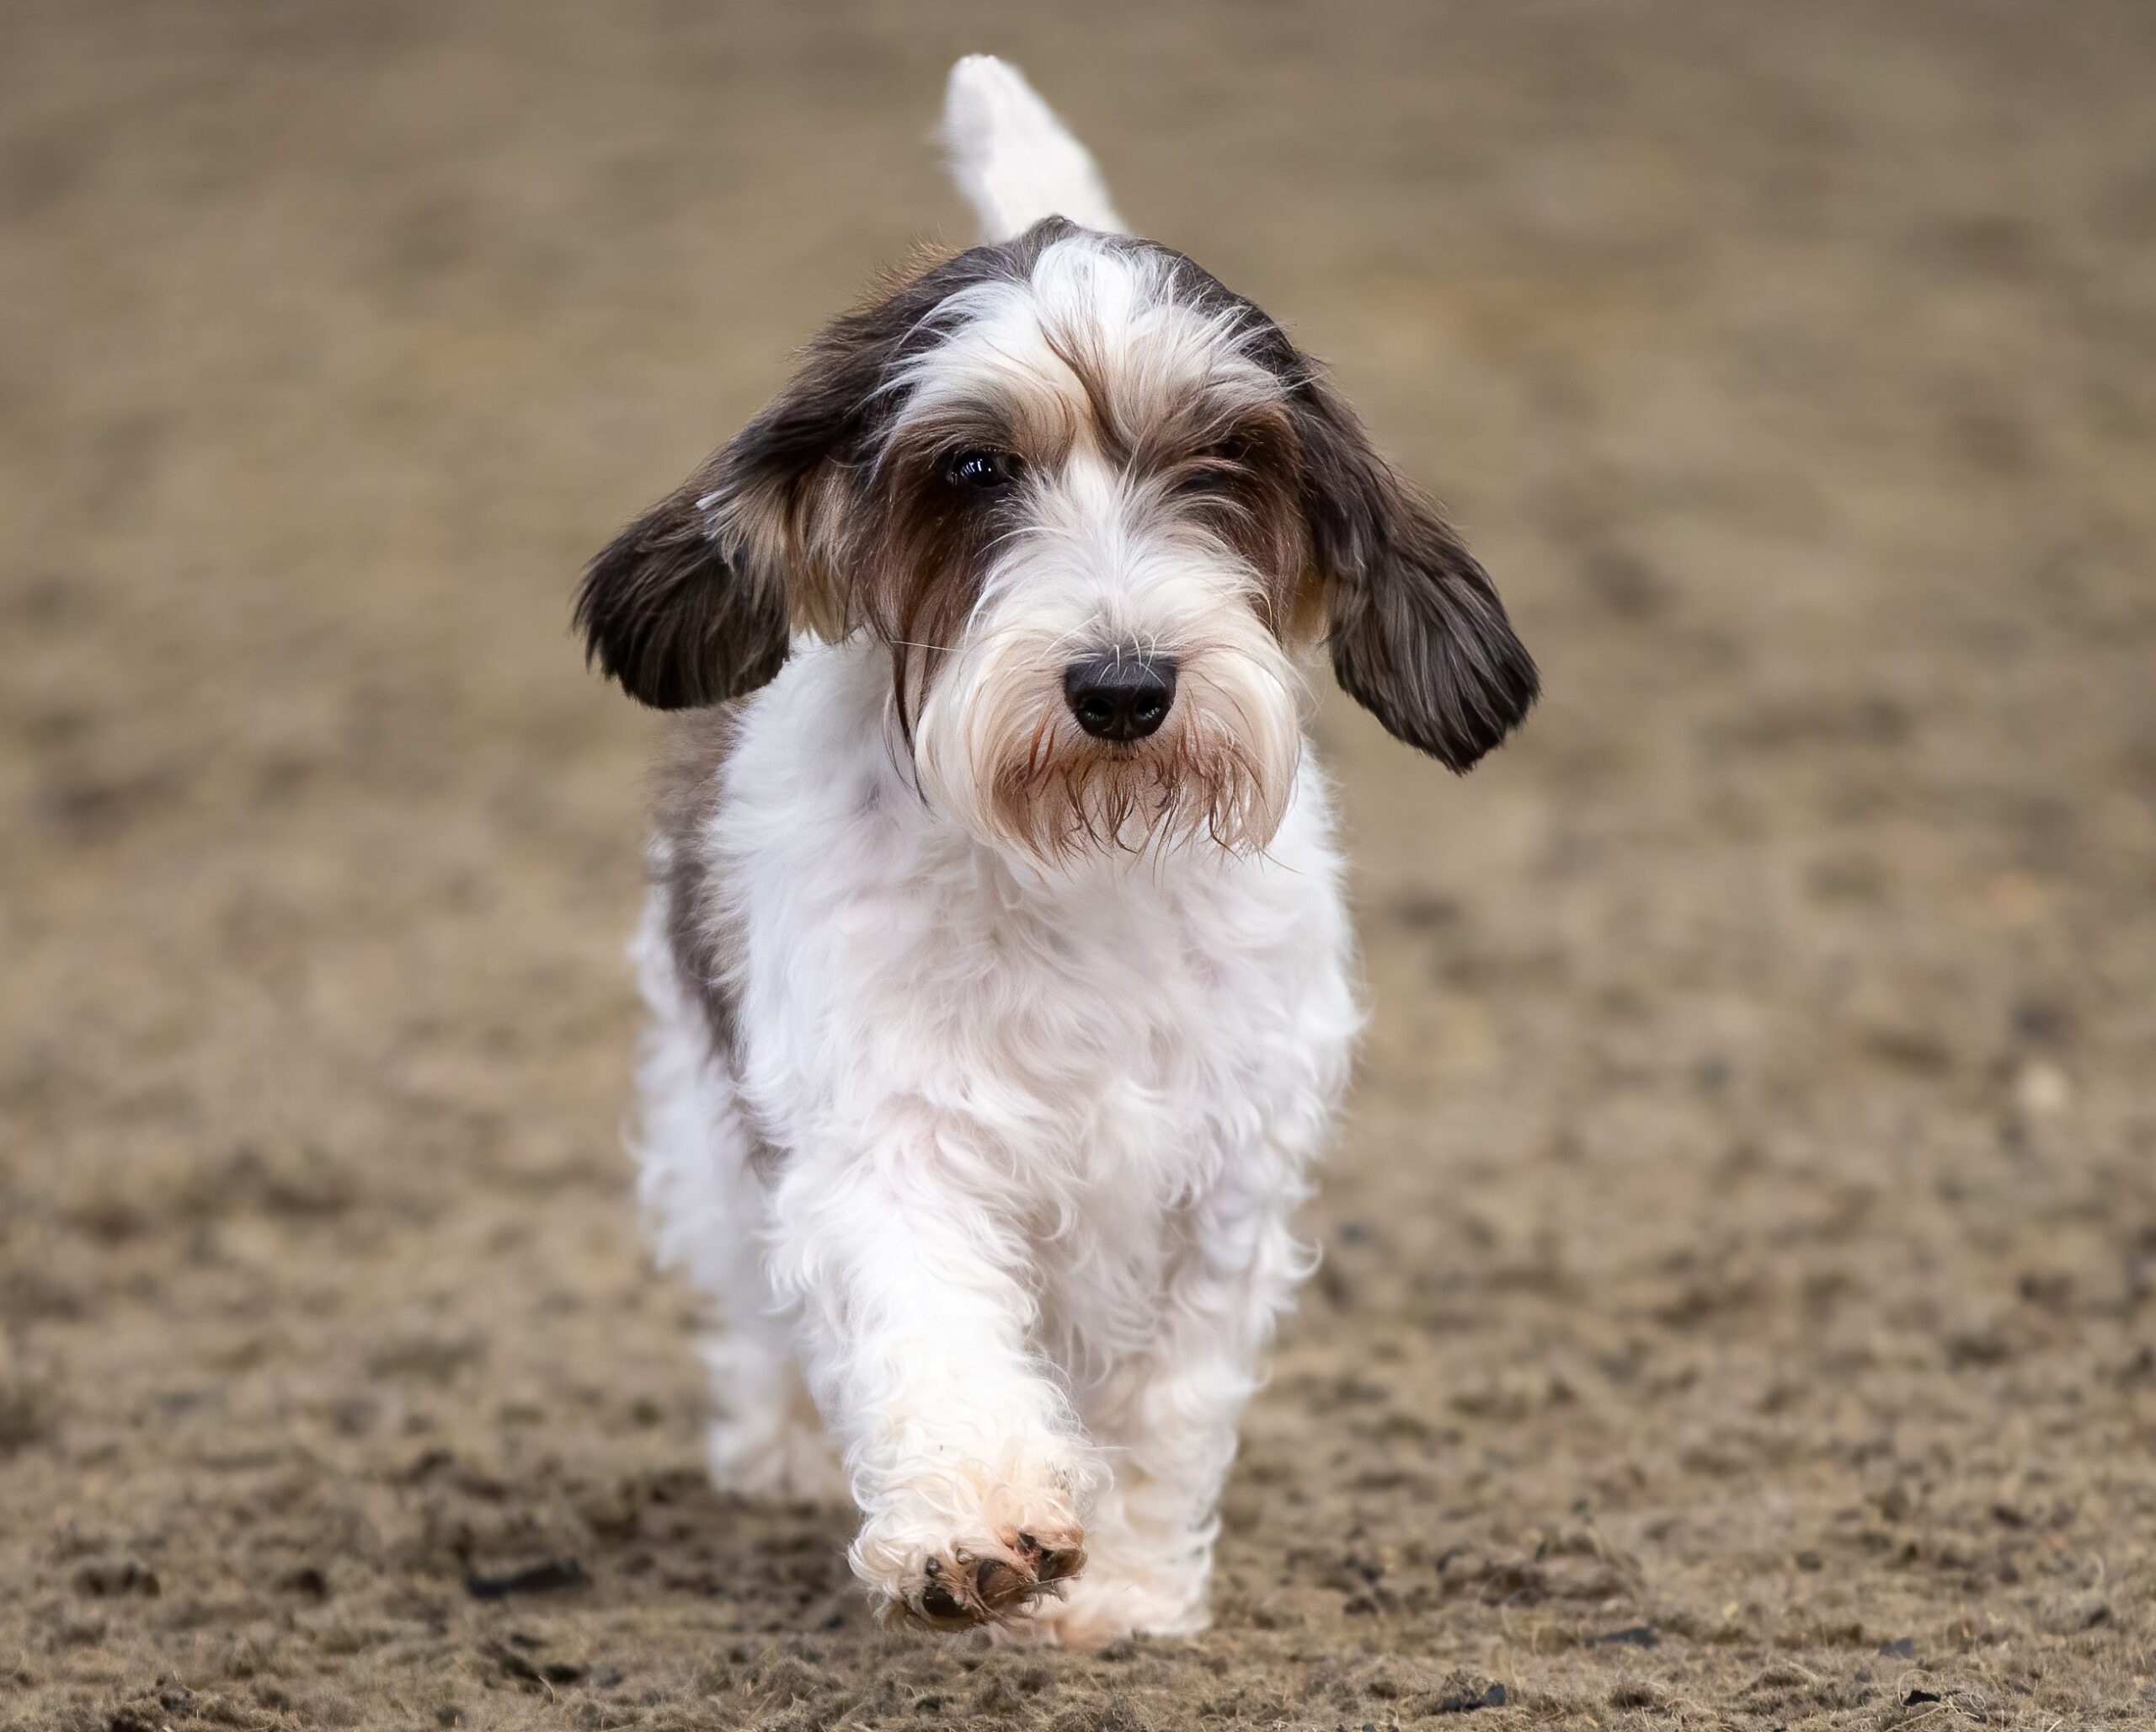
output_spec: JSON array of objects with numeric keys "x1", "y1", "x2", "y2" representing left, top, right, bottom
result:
[{"x1": 939, "y1": 56, "x2": 1125, "y2": 243}]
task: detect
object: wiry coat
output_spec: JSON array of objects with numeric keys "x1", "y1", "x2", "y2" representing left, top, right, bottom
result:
[
  {"x1": 580, "y1": 57, "x2": 1535, "y2": 1642},
  {"x1": 637, "y1": 640, "x2": 1358, "y2": 1639}
]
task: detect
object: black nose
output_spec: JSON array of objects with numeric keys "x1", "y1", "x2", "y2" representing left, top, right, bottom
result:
[{"x1": 1064, "y1": 652, "x2": 1177, "y2": 742}]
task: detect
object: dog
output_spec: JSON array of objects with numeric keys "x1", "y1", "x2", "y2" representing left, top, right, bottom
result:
[{"x1": 575, "y1": 56, "x2": 1536, "y2": 1644}]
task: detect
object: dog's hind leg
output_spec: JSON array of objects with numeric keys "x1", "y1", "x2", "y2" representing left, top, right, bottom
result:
[
  {"x1": 630, "y1": 891, "x2": 845, "y2": 1503},
  {"x1": 692, "y1": 1279, "x2": 843, "y2": 1502}
]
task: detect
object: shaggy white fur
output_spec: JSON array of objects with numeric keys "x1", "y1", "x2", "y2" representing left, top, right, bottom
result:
[
  {"x1": 586, "y1": 53, "x2": 1534, "y2": 1643},
  {"x1": 635, "y1": 636, "x2": 1358, "y2": 1640},
  {"x1": 939, "y1": 56, "x2": 1125, "y2": 242}
]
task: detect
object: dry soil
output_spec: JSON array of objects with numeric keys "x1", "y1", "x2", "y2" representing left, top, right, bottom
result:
[{"x1": 4, "y1": 3, "x2": 2155, "y2": 1728}]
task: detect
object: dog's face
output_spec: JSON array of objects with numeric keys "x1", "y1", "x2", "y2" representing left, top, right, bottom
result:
[{"x1": 579, "y1": 219, "x2": 1537, "y2": 866}]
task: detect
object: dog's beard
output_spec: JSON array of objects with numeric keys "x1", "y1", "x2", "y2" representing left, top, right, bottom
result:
[{"x1": 914, "y1": 617, "x2": 1303, "y2": 869}]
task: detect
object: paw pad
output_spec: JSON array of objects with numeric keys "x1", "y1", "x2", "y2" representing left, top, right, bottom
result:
[{"x1": 900, "y1": 1529, "x2": 1086, "y2": 1629}]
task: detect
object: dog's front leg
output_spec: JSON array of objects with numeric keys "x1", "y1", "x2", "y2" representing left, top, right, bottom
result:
[
  {"x1": 1037, "y1": 1171, "x2": 1314, "y2": 1644},
  {"x1": 766, "y1": 1127, "x2": 1096, "y2": 1629}
]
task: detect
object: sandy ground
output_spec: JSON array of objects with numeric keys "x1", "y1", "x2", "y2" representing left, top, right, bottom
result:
[{"x1": 4, "y1": 2, "x2": 2155, "y2": 1726}]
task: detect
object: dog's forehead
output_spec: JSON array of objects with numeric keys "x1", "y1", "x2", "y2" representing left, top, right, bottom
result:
[{"x1": 890, "y1": 233, "x2": 1283, "y2": 448}]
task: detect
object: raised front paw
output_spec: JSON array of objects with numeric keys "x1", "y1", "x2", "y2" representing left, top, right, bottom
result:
[
  {"x1": 898, "y1": 1526, "x2": 1086, "y2": 1629},
  {"x1": 851, "y1": 1471, "x2": 1087, "y2": 1630}
]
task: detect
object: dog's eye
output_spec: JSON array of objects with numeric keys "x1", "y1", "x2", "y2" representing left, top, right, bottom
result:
[{"x1": 946, "y1": 449, "x2": 1022, "y2": 490}]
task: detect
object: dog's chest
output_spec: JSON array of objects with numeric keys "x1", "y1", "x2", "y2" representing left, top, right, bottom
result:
[
  {"x1": 931, "y1": 867, "x2": 1317, "y2": 1177},
  {"x1": 718, "y1": 646, "x2": 1358, "y2": 1203},
  {"x1": 796, "y1": 837, "x2": 1338, "y2": 1184}
]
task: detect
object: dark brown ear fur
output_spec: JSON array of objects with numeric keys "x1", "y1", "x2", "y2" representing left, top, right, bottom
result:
[
  {"x1": 1288, "y1": 373, "x2": 1538, "y2": 771},
  {"x1": 577, "y1": 222, "x2": 1079, "y2": 711},
  {"x1": 1146, "y1": 247, "x2": 1538, "y2": 770},
  {"x1": 574, "y1": 472, "x2": 790, "y2": 711},
  {"x1": 573, "y1": 344, "x2": 876, "y2": 712}
]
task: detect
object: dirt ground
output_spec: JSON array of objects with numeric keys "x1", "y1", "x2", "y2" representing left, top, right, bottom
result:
[{"x1": 4, "y1": 2, "x2": 2154, "y2": 1726}]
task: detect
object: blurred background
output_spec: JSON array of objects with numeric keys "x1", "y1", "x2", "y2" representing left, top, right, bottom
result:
[{"x1": 3, "y1": 3, "x2": 2153, "y2": 1727}]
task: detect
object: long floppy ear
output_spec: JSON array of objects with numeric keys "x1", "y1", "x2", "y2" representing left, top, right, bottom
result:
[
  {"x1": 575, "y1": 355, "x2": 879, "y2": 710},
  {"x1": 574, "y1": 460, "x2": 792, "y2": 711},
  {"x1": 574, "y1": 298, "x2": 906, "y2": 709},
  {"x1": 575, "y1": 237, "x2": 1048, "y2": 709},
  {"x1": 1289, "y1": 373, "x2": 1540, "y2": 770}
]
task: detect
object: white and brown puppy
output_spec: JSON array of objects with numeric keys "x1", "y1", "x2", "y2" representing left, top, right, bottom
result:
[{"x1": 578, "y1": 56, "x2": 1536, "y2": 1644}]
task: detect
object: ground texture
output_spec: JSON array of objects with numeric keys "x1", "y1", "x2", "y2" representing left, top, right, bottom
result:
[{"x1": 4, "y1": 2, "x2": 2155, "y2": 1727}]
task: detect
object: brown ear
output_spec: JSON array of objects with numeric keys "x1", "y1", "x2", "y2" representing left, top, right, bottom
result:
[
  {"x1": 574, "y1": 332, "x2": 883, "y2": 712},
  {"x1": 576, "y1": 236, "x2": 1053, "y2": 710},
  {"x1": 574, "y1": 464, "x2": 792, "y2": 710},
  {"x1": 1288, "y1": 373, "x2": 1538, "y2": 770}
]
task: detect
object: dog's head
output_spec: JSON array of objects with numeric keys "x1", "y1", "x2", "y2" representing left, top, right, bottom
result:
[{"x1": 579, "y1": 219, "x2": 1536, "y2": 866}]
